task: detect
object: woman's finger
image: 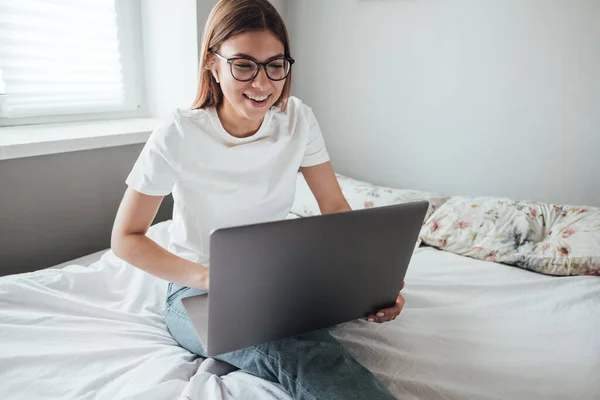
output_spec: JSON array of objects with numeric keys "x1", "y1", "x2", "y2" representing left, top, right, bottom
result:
[
  {"x1": 372, "y1": 306, "x2": 399, "y2": 323},
  {"x1": 397, "y1": 294, "x2": 405, "y2": 309},
  {"x1": 367, "y1": 311, "x2": 390, "y2": 323},
  {"x1": 380, "y1": 295, "x2": 405, "y2": 322},
  {"x1": 367, "y1": 294, "x2": 406, "y2": 323}
]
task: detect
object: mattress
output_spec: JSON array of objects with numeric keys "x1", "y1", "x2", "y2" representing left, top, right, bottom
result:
[{"x1": 1, "y1": 219, "x2": 598, "y2": 399}]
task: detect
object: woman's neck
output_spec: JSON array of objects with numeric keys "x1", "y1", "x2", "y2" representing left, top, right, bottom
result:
[{"x1": 217, "y1": 101, "x2": 263, "y2": 139}]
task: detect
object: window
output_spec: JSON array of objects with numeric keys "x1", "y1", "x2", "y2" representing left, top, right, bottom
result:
[{"x1": 0, "y1": 0, "x2": 144, "y2": 126}]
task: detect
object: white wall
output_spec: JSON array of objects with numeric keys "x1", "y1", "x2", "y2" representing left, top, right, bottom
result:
[
  {"x1": 142, "y1": 0, "x2": 199, "y2": 119},
  {"x1": 288, "y1": 0, "x2": 600, "y2": 206},
  {"x1": 268, "y1": 0, "x2": 288, "y2": 22}
]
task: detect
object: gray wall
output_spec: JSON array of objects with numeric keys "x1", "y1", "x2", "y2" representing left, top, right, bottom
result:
[
  {"x1": 288, "y1": 0, "x2": 600, "y2": 206},
  {"x1": 0, "y1": 145, "x2": 173, "y2": 277}
]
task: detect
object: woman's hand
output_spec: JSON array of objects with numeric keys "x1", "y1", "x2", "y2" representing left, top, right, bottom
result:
[
  {"x1": 367, "y1": 281, "x2": 405, "y2": 323},
  {"x1": 184, "y1": 262, "x2": 210, "y2": 291}
]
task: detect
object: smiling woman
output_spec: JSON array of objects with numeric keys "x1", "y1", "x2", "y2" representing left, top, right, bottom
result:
[
  {"x1": 110, "y1": 0, "x2": 401, "y2": 399},
  {"x1": 208, "y1": 30, "x2": 291, "y2": 137},
  {"x1": 191, "y1": 0, "x2": 294, "y2": 138}
]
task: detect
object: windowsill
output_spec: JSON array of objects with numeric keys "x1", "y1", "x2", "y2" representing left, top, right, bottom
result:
[{"x1": 0, "y1": 118, "x2": 161, "y2": 161}]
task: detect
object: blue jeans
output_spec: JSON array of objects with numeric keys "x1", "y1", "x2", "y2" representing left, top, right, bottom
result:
[{"x1": 165, "y1": 283, "x2": 397, "y2": 400}]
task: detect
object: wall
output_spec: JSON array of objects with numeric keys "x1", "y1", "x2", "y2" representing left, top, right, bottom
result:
[
  {"x1": 0, "y1": 144, "x2": 173, "y2": 277},
  {"x1": 288, "y1": 0, "x2": 600, "y2": 206},
  {"x1": 142, "y1": 0, "x2": 199, "y2": 118},
  {"x1": 268, "y1": 0, "x2": 288, "y2": 21}
]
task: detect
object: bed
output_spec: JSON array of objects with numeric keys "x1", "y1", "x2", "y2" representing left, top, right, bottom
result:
[{"x1": 1, "y1": 214, "x2": 599, "y2": 399}]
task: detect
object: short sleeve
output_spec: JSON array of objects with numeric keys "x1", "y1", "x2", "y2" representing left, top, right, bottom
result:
[
  {"x1": 301, "y1": 109, "x2": 330, "y2": 168},
  {"x1": 125, "y1": 119, "x2": 182, "y2": 196}
]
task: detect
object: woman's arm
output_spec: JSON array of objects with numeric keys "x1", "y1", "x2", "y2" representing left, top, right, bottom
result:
[
  {"x1": 300, "y1": 162, "x2": 351, "y2": 214},
  {"x1": 111, "y1": 187, "x2": 209, "y2": 290}
]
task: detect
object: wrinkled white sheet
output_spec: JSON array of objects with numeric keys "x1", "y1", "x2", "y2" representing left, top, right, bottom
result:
[
  {"x1": 1, "y1": 220, "x2": 599, "y2": 400},
  {"x1": 331, "y1": 247, "x2": 600, "y2": 400}
]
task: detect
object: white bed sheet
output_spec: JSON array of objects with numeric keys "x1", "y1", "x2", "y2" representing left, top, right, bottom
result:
[{"x1": 1, "y1": 220, "x2": 599, "y2": 400}]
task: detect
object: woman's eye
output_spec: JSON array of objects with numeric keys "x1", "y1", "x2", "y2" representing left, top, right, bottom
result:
[{"x1": 234, "y1": 63, "x2": 254, "y2": 71}]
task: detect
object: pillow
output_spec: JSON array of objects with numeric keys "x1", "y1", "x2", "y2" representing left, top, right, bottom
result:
[
  {"x1": 290, "y1": 172, "x2": 448, "y2": 247},
  {"x1": 419, "y1": 196, "x2": 552, "y2": 263},
  {"x1": 520, "y1": 205, "x2": 600, "y2": 276},
  {"x1": 420, "y1": 196, "x2": 600, "y2": 276}
]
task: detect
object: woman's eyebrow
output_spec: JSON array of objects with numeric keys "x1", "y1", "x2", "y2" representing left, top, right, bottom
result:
[{"x1": 231, "y1": 52, "x2": 285, "y2": 61}]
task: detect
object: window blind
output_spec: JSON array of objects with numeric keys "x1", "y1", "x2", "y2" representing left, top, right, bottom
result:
[{"x1": 0, "y1": 0, "x2": 135, "y2": 119}]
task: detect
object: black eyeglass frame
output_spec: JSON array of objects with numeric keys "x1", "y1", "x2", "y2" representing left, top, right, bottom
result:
[{"x1": 213, "y1": 51, "x2": 295, "y2": 82}]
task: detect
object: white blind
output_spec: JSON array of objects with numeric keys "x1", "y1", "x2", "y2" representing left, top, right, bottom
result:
[{"x1": 0, "y1": 0, "x2": 135, "y2": 119}]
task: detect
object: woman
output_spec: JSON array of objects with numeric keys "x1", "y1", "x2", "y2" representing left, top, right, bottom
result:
[{"x1": 111, "y1": 0, "x2": 404, "y2": 398}]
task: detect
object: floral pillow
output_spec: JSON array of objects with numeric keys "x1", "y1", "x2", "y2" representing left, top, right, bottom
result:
[
  {"x1": 420, "y1": 196, "x2": 600, "y2": 276},
  {"x1": 419, "y1": 197, "x2": 551, "y2": 263},
  {"x1": 518, "y1": 205, "x2": 600, "y2": 276}
]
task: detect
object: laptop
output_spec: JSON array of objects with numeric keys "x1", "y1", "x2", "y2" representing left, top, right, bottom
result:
[{"x1": 182, "y1": 200, "x2": 429, "y2": 356}]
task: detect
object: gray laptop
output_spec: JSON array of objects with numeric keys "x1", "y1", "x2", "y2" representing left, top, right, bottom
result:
[{"x1": 182, "y1": 200, "x2": 429, "y2": 356}]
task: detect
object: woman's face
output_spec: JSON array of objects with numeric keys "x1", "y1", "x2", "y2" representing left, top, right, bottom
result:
[{"x1": 212, "y1": 30, "x2": 287, "y2": 123}]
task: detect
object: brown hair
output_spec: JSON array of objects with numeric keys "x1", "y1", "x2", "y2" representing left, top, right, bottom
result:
[{"x1": 191, "y1": 0, "x2": 292, "y2": 111}]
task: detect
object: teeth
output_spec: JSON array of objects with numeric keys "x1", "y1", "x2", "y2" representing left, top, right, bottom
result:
[{"x1": 246, "y1": 94, "x2": 269, "y2": 102}]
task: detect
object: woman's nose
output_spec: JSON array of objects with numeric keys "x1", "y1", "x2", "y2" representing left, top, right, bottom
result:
[{"x1": 252, "y1": 67, "x2": 272, "y2": 90}]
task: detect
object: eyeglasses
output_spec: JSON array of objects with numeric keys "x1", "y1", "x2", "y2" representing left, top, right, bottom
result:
[{"x1": 213, "y1": 51, "x2": 295, "y2": 82}]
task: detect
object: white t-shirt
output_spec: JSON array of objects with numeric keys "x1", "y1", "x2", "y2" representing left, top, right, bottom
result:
[{"x1": 125, "y1": 96, "x2": 330, "y2": 265}]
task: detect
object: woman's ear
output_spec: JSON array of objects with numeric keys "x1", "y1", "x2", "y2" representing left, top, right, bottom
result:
[{"x1": 207, "y1": 56, "x2": 220, "y2": 84}]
